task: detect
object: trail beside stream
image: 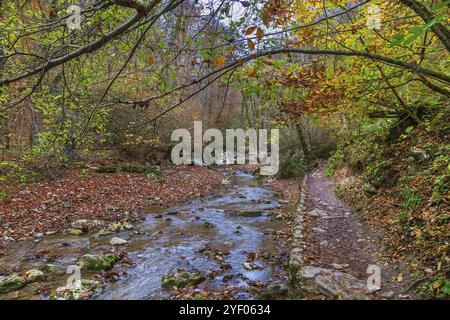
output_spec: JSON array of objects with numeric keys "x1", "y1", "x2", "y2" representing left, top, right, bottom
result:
[{"x1": 290, "y1": 163, "x2": 414, "y2": 300}]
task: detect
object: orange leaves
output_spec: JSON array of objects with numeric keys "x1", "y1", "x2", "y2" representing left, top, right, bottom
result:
[
  {"x1": 147, "y1": 55, "x2": 154, "y2": 65},
  {"x1": 244, "y1": 26, "x2": 264, "y2": 51},
  {"x1": 213, "y1": 55, "x2": 226, "y2": 68},
  {"x1": 245, "y1": 26, "x2": 257, "y2": 35},
  {"x1": 247, "y1": 39, "x2": 256, "y2": 51}
]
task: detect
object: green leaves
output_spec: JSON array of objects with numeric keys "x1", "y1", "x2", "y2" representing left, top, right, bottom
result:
[
  {"x1": 431, "y1": 0, "x2": 450, "y2": 11},
  {"x1": 392, "y1": 1, "x2": 449, "y2": 47}
]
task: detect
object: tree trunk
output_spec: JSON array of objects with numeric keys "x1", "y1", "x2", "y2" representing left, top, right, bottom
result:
[{"x1": 296, "y1": 123, "x2": 311, "y2": 162}]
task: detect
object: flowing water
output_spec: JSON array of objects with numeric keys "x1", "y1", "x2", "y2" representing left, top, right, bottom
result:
[{"x1": 0, "y1": 171, "x2": 289, "y2": 300}]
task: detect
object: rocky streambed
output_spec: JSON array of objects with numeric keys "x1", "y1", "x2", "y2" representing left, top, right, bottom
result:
[{"x1": 0, "y1": 171, "x2": 293, "y2": 300}]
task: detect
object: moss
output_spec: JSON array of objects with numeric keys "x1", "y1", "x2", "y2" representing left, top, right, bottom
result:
[
  {"x1": 161, "y1": 270, "x2": 205, "y2": 289},
  {"x1": 0, "y1": 274, "x2": 27, "y2": 294},
  {"x1": 49, "y1": 280, "x2": 101, "y2": 300},
  {"x1": 78, "y1": 254, "x2": 117, "y2": 271}
]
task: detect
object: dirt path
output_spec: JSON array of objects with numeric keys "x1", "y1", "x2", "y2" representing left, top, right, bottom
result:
[
  {"x1": 303, "y1": 164, "x2": 379, "y2": 280},
  {"x1": 290, "y1": 163, "x2": 412, "y2": 300}
]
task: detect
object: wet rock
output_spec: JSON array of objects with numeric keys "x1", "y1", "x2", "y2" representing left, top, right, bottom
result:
[
  {"x1": 25, "y1": 269, "x2": 45, "y2": 282},
  {"x1": 42, "y1": 264, "x2": 57, "y2": 273},
  {"x1": 203, "y1": 221, "x2": 214, "y2": 228},
  {"x1": 110, "y1": 221, "x2": 133, "y2": 232},
  {"x1": 243, "y1": 262, "x2": 262, "y2": 271},
  {"x1": 92, "y1": 229, "x2": 113, "y2": 238},
  {"x1": 109, "y1": 237, "x2": 128, "y2": 246},
  {"x1": 264, "y1": 283, "x2": 289, "y2": 299},
  {"x1": 68, "y1": 228, "x2": 84, "y2": 236},
  {"x1": 49, "y1": 280, "x2": 101, "y2": 300},
  {"x1": 0, "y1": 274, "x2": 27, "y2": 294},
  {"x1": 78, "y1": 254, "x2": 117, "y2": 271},
  {"x1": 202, "y1": 250, "x2": 215, "y2": 259},
  {"x1": 161, "y1": 270, "x2": 205, "y2": 289},
  {"x1": 237, "y1": 210, "x2": 263, "y2": 217},
  {"x1": 381, "y1": 291, "x2": 395, "y2": 299},
  {"x1": 71, "y1": 219, "x2": 103, "y2": 232}
]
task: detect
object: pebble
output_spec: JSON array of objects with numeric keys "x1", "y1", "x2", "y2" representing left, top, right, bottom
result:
[{"x1": 381, "y1": 291, "x2": 395, "y2": 298}]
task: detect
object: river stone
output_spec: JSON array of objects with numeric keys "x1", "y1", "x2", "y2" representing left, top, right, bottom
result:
[
  {"x1": 25, "y1": 269, "x2": 45, "y2": 282},
  {"x1": 109, "y1": 237, "x2": 128, "y2": 246},
  {"x1": 92, "y1": 229, "x2": 113, "y2": 238},
  {"x1": 203, "y1": 221, "x2": 214, "y2": 228},
  {"x1": 49, "y1": 280, "x2": 101, "y2": 300},
  {"x1": 264, "y1": 283, "x2": 289, "y2": 298},
  {"x1": 71, "y1": 219, "x2": 103, "y2": 231},
  {"x1": 68, "y1": 228, "x2": 84, "y2": 235},
  {"x1": 161, "y1": 270, "x2": 205, "y2": 289},
  {"x1": 42, "y1": 264, "x2": 57, "y2": 273},
  {"x1": 78, "y1": 254, "x2": 117, "y2": 271},
  {"x1": 243, "y1": 262, "x2": 262, "y2": 270},
  {"x1": 237, "y1": 210, "x2": 263, "y2": 217},
  {"x1": 0, "y1": 274, "x2": 27, "y2": 294}
]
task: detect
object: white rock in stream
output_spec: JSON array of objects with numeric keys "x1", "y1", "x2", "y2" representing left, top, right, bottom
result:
[
  {"x1": 243, "y1": 262, "x2": 262, "y2": 271},
  {"x1": 109, "y1": 237, "x2": 128, "y2": 246}
]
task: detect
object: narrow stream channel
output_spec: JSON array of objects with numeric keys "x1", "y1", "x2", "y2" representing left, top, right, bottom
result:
[{"x1": 0, "y1": 171, "x2": 290, "y2": 300}]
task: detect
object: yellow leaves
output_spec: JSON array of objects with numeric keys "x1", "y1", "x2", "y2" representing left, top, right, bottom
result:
[
  {"x1": 147, "y1": 55, "x2": 154, "y2": 65},
  {"x1": 213, "y1": 55, "x2": 226, "y2": 68},
  {"x1": 247, "y1": 39, "x2": 256, "y2": 51},
  {"x1": 394, "y1": 273, "x2": 404, "y2": 283}
]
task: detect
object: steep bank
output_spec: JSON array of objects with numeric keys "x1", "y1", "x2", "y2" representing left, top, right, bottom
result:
[{"x1": 328, "y1": 110, "x2": 449, "y2": 299}]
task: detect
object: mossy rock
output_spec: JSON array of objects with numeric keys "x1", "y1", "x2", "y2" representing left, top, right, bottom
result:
[
  {"x1": 161, "y1": 270, "x2": 205, "y2": 289},
  {"x1": 25, "y1": 269, "x2": 45, "y2": 282},
  {"x1": 237, "y1": 210, "x2": 263, "y2": 217},
  {"x1": 49, "y1": 280, "x2": 101, "y2": 300},
  {"x1": 78, "y1": 254, "x2": 117, "y2": 271},
  {"x1": 0, "y1": 273, "x2": 27, "y2": 294},
  {"x1": 42, "y1": 264, "x2": 57, "y2": 273},
  {"x1": 203, "y1": 221, "x2": 214, "y2": 228}
]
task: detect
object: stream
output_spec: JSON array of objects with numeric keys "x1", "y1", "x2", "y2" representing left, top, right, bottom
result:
[{"x1": 0, "y1": 171, "x2": 290, "y2": 300}]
